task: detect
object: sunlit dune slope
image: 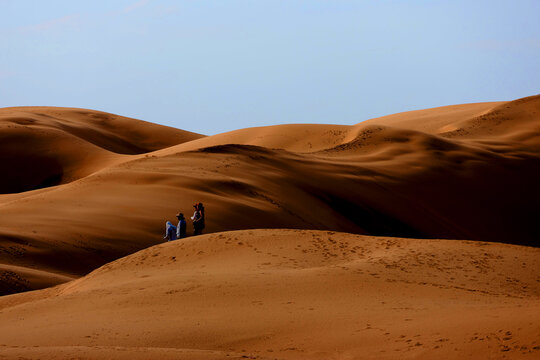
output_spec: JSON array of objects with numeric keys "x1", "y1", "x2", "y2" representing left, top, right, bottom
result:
[
  {"x1": 361, "y1": 95, "x2": 540, "y2": 145},
  {"x1": 0, "y1": 229, "x2": 538, "y2": 360},
  {"x1": 0, "y1": 107, "x2": 204, "y2": 193},
  {"x1": 160, "y1": 123, "x2": 357, "y2": 154},
  {"x1": 438, "y1": 95, "x2": 540, "y2": 143},
  {"x1": 360, "y1": 101, "x2": 504, "y2": 135}
]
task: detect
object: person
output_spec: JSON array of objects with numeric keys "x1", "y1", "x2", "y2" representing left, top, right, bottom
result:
[
  {"x1": 191, "y1": 202, "x2": 205, "y2": 235},
  {"x1": 176, "y1": 213, "x2": 187, "y2": 239},
  {"x1": 163, "y1": 221, "x2": 177, "y2": 241}
]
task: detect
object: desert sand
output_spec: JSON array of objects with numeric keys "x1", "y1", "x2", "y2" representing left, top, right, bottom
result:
[
  {"x1": 0, "y1": 230, "x2": 538, "y2": 359},
  {"x1": 0, "y1": 96, "x2": 539, "y2": 359}
]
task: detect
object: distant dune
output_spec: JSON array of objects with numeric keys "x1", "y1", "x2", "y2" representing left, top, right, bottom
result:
[
  {"x1": 0, "y1": 230, "x2": 538, "y2": 359},
  {"x1": 360, "y1": 101, "x2": 505, "y2": 134},
  {"x1": 0, "y1": 96, "x2": 539, "y2": 299},
  {"x1": 0, "y1": 107, "x2": 204, "y2": 193}
]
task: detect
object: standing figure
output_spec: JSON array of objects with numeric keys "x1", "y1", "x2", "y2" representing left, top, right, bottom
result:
[
  {"x1": 176, "y1": 213, "x2": 187, "y2": 239},
  {"x1": 191, "y1": 202, "x2": 205, "y2": 235},
  {"x1": 163, "y1": 221, "x2": 177, "y2": 241}
]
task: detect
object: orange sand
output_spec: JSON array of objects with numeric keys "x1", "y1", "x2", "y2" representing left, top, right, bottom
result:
[
  {"x1": 0, "y1": 96, "x2": 539, "y2": 359},
  {"x1": 0, "y1": 230, "x2": 538, "y2": 359}
]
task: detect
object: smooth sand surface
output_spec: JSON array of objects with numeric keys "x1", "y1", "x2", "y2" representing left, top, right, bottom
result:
[
  {"x1": 0, "y1": 96, "x2": 539, "y2": 358},
  {"x1": 0, "y1": 229, "x2": 538, "y2": 359},
  {"x1": 360, "y1": 101, "x2": 505, "y2": 135}
]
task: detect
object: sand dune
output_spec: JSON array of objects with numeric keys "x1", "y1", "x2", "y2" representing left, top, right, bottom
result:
[
  {"x1": 0, "y1": 95, "x2": 539, "y2": 298},
  {"x1": 1, "y1": 96, "x2": 539, "y2": 359},
  {"x1": 439, "y1": 95, "x2": 540, "y2": 144},
  {"x1": 360, "y1": 101, "x2": 505, "y2": 135},
  {"x1": 0, "y1": 107, "x2": 203, "y2": 193},
  {"x1": 0, "y1": 229, "x2": 538, "y2": 359},
  {"x1": 361, "y1": 96, "x2": 540, "y2": 146},
  {"x1": 156, "y1": 123, "x2": 358, "y2": 154}
]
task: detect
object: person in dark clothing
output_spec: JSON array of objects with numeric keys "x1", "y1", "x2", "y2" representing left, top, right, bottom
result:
[
  {"x1": 191, "y1": 202, "x2": 205, "y2": 235},
  {"x1": 176, "y1": 213, "x2": 187, "y2": 239}
]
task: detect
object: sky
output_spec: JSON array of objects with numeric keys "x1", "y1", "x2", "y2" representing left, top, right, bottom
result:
[{"x1": 0, "y1": 0, "x2": 539, "y2": 135}]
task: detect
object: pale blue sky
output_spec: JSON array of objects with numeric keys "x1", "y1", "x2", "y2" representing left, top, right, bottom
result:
[{"x1": 1, "y1": 0, "x2": 539, "y2": 135}]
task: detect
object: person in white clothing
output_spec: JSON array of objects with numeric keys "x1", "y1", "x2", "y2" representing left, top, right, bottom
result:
[{"x1": 163, "y1": 221, "x2": 177, "y2": 241}]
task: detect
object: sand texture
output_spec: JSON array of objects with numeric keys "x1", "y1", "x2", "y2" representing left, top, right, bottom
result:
[
  {"x1": 1, "y1": 95, "x2": 539, "y2": 295},
  {"x1": 0, "y1": 229, "x2": 538, "y2": 359},
  {"x1": 0, "y1": 96, "x2": 539, "y2": 358}
]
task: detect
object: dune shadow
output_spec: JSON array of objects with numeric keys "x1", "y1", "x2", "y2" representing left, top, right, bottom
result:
[{"x1": 0, "y1": 155, "x2": 63, "y2": 194}]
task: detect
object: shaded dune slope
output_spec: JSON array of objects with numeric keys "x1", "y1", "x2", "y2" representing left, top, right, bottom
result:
[
  {"x1": 0, "y1": 107, "x2": 204, "y2": 193},
  {"x1": 0, "y1": 96, "x2": 539, "y2": 295},
  {"x1": 0, "y1": 230, "x2": 538, "y2": 359}
]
